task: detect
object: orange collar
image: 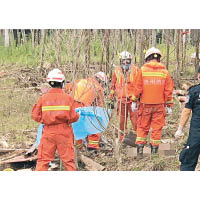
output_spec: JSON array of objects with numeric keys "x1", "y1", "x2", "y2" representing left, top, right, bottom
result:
[
  {"x1": 144, "y1": 61, "x2": 166, "y2": 69},
  {"x1": 48, "y1": 88, "x2": 64, "y2": 93}
]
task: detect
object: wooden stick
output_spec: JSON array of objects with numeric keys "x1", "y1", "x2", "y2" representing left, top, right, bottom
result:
[{"x1": 80, "y1": 155, "x2": 105, "y2": 171}]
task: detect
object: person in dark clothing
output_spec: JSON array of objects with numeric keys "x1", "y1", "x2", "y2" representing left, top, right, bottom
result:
[{"x1": 175, "y1": 67, "x2": 200, "y2": 171}]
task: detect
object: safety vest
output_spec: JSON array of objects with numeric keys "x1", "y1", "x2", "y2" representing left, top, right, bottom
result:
[{"x1": 114, "y1": 65, "x2": 138, "y2": 101}]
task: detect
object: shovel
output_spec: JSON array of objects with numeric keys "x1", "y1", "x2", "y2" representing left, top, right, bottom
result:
[{"x1": 123, "y1": 131, "x2": 137, "y2": 147}]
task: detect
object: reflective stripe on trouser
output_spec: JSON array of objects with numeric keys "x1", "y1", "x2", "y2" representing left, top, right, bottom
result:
[
  {"x1": 135, "y1": 104, "x2": 165, "y2": 146},
  {"x1": 117, "y1": 102, "x2": 137, "y2": 133},
  {"x1": 88, "y1": 133, "x2": 101, "y2": 149},
  {"x1": 180, "y1": 131, "x2": 200, "y2": 171},
  {"x1": 36, "y1": 130, "x2": 76, "y2": 171}
]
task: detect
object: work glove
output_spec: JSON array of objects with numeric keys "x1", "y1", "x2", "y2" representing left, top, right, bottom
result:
[
  {"x1": 131, "y1": 102, "x2": 137, "y2": 112},
  {"x1": 166, "y1": 107, "x2": 172, "y2": 115},
  {"x1": 175, "y1": 125, "x2": 184, "y2": 139},
  {"x1": 108, "y1": 100, "x2": 115, "y2": 109}
]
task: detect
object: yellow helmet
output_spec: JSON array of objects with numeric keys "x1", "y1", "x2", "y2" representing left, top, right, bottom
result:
[{"x1": 3, "y1": 168, "x2": 14, "y2": 171}]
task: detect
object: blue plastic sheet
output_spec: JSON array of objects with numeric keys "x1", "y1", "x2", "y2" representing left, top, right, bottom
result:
[
  {"x1": 72, "y1": 107, "x2": 111, "y2": 140},
  {"x1": 35, "y1": 124, "x2": 44, "y2": 148},
  {"x1": 35, "y1": 106, "x2": 111, "y2": 142}
]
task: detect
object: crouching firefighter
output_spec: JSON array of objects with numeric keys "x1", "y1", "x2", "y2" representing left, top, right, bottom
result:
[
  {"x1": 132, "y1": 47, "x2": 174, "y2": 158},
  {"x1": 32, "y1": 68, "x2": 80, "y2": 171},
  {"x1": 65, "y1": 72, "x2": 107, "y2": 151}
]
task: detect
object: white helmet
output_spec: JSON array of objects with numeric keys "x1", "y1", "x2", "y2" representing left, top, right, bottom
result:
[
  {"x1": 119, "y1": 51, "x2": 132, "y2": 60},
  {"x1": 94, "y1": 72, "x2": 108, "y2": 83},
  {"x1": 145, "y1": 47, "x2": 162, "y2": 60},
  {"x1": 47, "y1": 68, "x2": 65, "y2": 83}
]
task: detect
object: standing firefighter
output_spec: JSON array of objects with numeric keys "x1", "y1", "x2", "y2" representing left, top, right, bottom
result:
[
  {"x1": 109, "y1": 51, "x2": 139, "y2": 142},
  {"x1": 175, "y1": 67, "x2": 200, "y2": 171},
  {"x1": 132, "y1": 47, "x2": 174, "y2": 157},
  {"x1": 66, "y1": 72, "x2": 107, "y2": 151},
  {"x1": 32, "y1": 68, "x2": 80, "y2": 171}
]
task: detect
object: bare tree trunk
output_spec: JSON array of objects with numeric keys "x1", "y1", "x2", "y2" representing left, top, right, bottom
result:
[
  {"x1": 194, "y1": 30, "x2": 200, "y2": 77},
  {"x1": 133, "y1": 30, "x2": 137, "y2": 64},
  {"x1": 119, "y1": 29, "x2": 123, "y2": 42},
  {"x1": 55, "y1": 29, "x2": 62, "y2": 66},
  {"x1": 152, "y1": 29, "x2": 157, "y2": 47},
  {"x1": 105, "y1": 29, "x2": 110, "y2": 74},
  {"x1": 111, "y1": 30, "x2": 116, "y2": 61},
  {"x1": 40, "y1": 29, "x2": 46, "y2": 68},
  {"x1": 21, "y1": 29, "x2": 26, "y2": 44},
  {"x1": 4, "y1": 29, "x2": 10, "y2": 47},
  {"x1": 182, "y1": 30, "x2": 188, "y2": 72},
  {"x1": 100, "y1": 31, "x2": 106, "y2": 71},
  {"x1": 175, "y1": 29, "x2": 181, "y2": 82},
  {"x1": 181, "y1": 29, "x2": 187, "y2": 72},
  {"x1": 36, "y1": 30, "x2": 41, "y2": 45},
  {"x1": 166, "y1": 29, "x2": 170, "y2": 69},
  {"x1": 139, "y1": 29, "x2": 145, "y2": 67},
  {"x1": 85, "y1": 29, "x2": 91, "y2": 69},
  {"x1": 31, "y1": 29, "x2": 35, "y2": 48},
  {"x1": 73, "y1": 30, "x2": 84, "y2": 80},
  {"x1": 144, "y1": 29, "x2": 150, "y2": 50},
  {"x1": 180, "y1": 29, "x2": 184, "y2": 72}
]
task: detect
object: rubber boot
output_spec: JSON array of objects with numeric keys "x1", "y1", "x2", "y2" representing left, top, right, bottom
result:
[
  {"x1": 150, "y1": 144, "x2": 159, "y2": 158},
  {"x1": 136, "y1": 144, "x2": 144, "y2": 159}
]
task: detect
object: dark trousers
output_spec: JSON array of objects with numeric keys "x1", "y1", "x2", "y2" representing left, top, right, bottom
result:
[{"x1": 180, "y1": 130, "x2": 200, "y2": 171}]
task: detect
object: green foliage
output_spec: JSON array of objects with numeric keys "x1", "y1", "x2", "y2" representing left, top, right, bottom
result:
[
  {"x1": 0, "y1": 30, "x2": 197, "y2": 75},
  {"x1": 0, "y1": 40, "x2": 41, "y2": 67}
]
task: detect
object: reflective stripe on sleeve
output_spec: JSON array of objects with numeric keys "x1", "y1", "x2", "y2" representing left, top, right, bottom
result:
[{"x1": 42, "y1": 105, "x2": 70, "y2": 111}]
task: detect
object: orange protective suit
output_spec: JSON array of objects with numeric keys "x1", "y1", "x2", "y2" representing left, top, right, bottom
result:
[
  {"x1": 66, "y1": 77, "x2": 103, "y2": 149},
  {"x1": 32, "y1": 88, "x2": 80, "y2": 171},
  {"x1": 110, "y1": 65, "x2": 139, "y2": 141},
  {"x1": 132, "y1": 61, "x2": 174, "y2": 146}
]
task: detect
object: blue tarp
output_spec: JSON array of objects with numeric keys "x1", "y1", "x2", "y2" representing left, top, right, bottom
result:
[
  {"x1": 72, "y1": 107, "x2": 111, "y2": 140},
  {"x1": 35, "y1": 107, "x2": 111, "y2": 145},
  {"x1": 35, "y1": 124, "x2": 44, "y2": 148}
]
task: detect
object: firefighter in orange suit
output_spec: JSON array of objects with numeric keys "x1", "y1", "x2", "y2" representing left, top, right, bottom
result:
[
  {"x1": 132, "y1": 47, "x2": 174, "y2": 157},
  {"x1": 32, "y1": 68, "x2": 80, "y2": 171},
  {"x1": 66, "y1": 72, "x2": 107, "y2": 151},
  {"x1": 109, "y1": 51, "x2": 139, "y2": 142}
]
